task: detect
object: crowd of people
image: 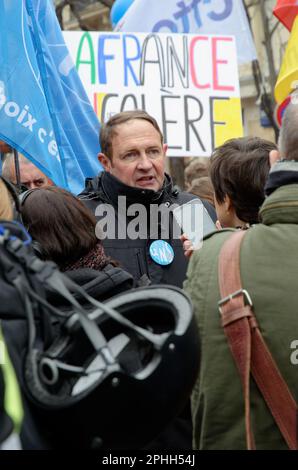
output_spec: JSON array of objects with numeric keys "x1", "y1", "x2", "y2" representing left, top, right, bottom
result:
[{"x1": 0, "y1": 103, "x2": 297, "y2": 450}]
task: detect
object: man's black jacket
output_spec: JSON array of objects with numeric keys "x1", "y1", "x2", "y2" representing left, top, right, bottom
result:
[{"x1": 79, "y1": 172, "x2": 216, "y2": 289}]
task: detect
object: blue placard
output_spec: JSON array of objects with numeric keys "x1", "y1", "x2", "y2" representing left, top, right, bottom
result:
[{"x1": 149, "y1": 240, "x2": 174, "y2": 266}]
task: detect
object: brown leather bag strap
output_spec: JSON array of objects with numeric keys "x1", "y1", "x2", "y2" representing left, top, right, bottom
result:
[
  {"x1": 218, "y1": 230, "x2": 255, "y2": 450},
  {"x1": 218, "y1": 230, "x2": 297, "y2": 450},
  {"x1": 250, "y1": 327, "x2": 297, "y2": 449}
]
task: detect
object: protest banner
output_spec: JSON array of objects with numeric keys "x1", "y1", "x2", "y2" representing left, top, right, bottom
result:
[
  {"x1": 115, "y1": 0, "x2": 256, "y2": 65},
  {"x1": 64, "y1": 31, "x2": 243, "y2": 157}
]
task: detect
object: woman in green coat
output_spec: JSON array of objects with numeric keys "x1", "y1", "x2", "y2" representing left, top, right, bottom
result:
[{"x1": 184, "y1": 137, "x2": 298, "y2": 450}]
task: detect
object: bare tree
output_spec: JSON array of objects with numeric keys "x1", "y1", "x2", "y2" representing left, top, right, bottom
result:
[{"x1": 244, "y1": 0, "x2": 279, "y2": 140}]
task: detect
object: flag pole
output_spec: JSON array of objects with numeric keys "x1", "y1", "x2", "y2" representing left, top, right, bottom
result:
[{"x1": 13, "y1": 149, "x2": 21, "y2": 189}]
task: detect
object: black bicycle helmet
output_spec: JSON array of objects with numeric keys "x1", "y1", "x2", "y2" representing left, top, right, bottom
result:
[{"x1": 25, "y1": 284, "x2": 199, "y2": 449}]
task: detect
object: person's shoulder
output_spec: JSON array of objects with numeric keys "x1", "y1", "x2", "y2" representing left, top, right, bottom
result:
[
  {"x1": 78, "y1": 174, "x2": 102, "y2": 199},
  {"x1": 175, "y1": 191, "x2": 217, "y2": 221},
  {"x1": 175, "y1": 190, "x2": 197, "y2": 203},
  {"x1": 185, "y1": 229, "x2": 235, "y2": 292},
  {"x1": 66, "y1": 265, "x2": 134, "y2": 301},
  {"x1": 203, "y1": 227, "x2": 235, "y2": 242},
  {"x1": 191, "y1": 228, "x2": 236, "y2": 263}
]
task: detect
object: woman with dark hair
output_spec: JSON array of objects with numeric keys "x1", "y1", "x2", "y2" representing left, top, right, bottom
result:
[
  {"x1": 20, "y1": 186, "x2": 133, "y2": 300},
  {"x1": 182, "y1": 137, "x2": 277, "y2": 257},
  {"x1": 21, "y1": 186, "x2": 115, "y2": 272}
]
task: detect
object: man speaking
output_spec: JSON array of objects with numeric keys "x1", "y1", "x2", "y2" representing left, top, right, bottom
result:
[{"x1": 80, "y1": 110, "x2": 215, "y2": 288}]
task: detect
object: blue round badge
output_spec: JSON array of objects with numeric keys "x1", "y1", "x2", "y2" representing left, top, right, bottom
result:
[{"x1": 149, "y1": 240, "x2": 174, "y2": 266}]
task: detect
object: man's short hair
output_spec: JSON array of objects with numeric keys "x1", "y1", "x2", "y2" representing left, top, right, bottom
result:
[
  {"x1": 100, "y1": 110, "x2": 164, "y2": 160},
  {"x1": 184, "y1": 158, "x2": 209, "y2": 189},
  {"x1": 188, "y1": 176, "x2": 214, "y2": 207},
  {"x1": 279, "y1": 97, "x2": 298, "y2": 161},
  {"x1": 209, "y1": 137, "x2": 277, "y2": 224}
]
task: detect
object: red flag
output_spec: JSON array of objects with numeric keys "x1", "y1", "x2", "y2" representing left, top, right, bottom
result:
[{"x1": 273, "y1": 0, "x2": 298, "y2": 30}]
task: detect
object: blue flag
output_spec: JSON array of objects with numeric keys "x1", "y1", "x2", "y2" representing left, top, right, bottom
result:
[{"x1": 0, "y1": 0, "x2": 101, "y2": 194}]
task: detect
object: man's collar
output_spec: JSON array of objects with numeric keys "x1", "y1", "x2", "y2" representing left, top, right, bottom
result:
[
  {"x1": 101, "y1": 172, "x2": 172, "y2": 206},
  {"x1": 265, "y1": 160, "x2": 298, "y2": 196}
]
